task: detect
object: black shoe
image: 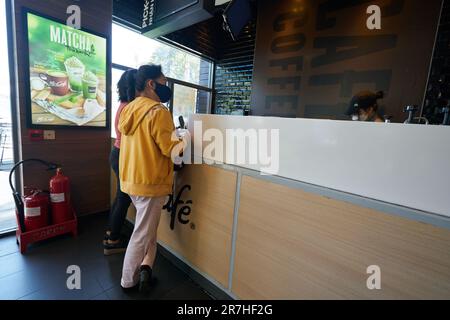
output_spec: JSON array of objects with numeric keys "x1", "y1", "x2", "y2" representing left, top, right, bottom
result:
[
  {"x1": 103, "y1": 238, "x2": 128, "y2": 256},
  {"x1": 103, "y1": 234, "x2": 109, "y2": 245},
  {"x1": 104, "y1": 232, "x2": 129, "y2": 245},
  {"x1": 139, "y1": 265, "x2": 153, "y2": 294}
]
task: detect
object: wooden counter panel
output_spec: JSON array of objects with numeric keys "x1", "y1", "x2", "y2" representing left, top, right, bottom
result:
[
  {"x1": 157, "y1": 165, "x2": 237, "y2": 288},
  {"x1": 232, "y1": 176, "x2": 450, "y2": 299}
]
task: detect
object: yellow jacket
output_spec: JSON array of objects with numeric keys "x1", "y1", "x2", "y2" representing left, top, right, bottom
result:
[{"x1": 118, "y1": 96, "x2": 180, "y2": 197}]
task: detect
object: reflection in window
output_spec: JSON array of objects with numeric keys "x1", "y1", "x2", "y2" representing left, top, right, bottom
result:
[
  {"x1": 173, "y1": 84, "x2": 196, "y2": 125},
  {"x1": 0, "y1": 0, "x2": 11, "y2": 126},
  {"x1": 172, "y1": 84, "x2": 211, "y2": 127}
]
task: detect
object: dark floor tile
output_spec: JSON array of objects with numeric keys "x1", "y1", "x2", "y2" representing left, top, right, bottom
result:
[
  {"x1": 0, "y1": 270, "x2": 42, "y2": 300},
  {"x1": 90, "y1": 291, "x2": 110, "y2": 300},
  {"x1": 160, "y1": 279, "x2": 213, "y2": 300},
  {"x1": 105, "y1": 285, "x2": 145, "y2": 300},
  {"x1": 149, "y1": 254, "x2": 189, "y2": 297},
  {"x1": 0, "y1": 235, "x2": 18, "y2": 257},
  {"x1": 91, "y1": 254, "x2": 125, "y2": 291},
  {"x1": 18, "y1": 271, "x2": 104, "y2": 300},
  {"x1": 0, "y1": 252, "x2": 27, "y2": 279},
  {"x1": 0, "y1": 213, "x2": 211, "y2": 300},
  {"x1": 19, "y1": 289, "x2": 53, "y2": 300}
]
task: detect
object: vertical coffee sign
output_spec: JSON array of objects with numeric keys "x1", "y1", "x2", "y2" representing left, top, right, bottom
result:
[{"x1": 250, "y1": 0, "x2": 443, "y2": 122}]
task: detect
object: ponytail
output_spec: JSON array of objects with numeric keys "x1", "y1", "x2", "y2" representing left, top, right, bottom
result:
[
  {"x1": 126, "y1": 69, "x2": 137, "y2": 102},
  {"x1": 117, "y1": 69, "x2": 137, "y2": 103}
]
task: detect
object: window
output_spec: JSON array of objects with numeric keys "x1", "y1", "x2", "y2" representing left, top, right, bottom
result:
[
  {"x1": 0, "y1": 0, "x2": 15, "y2": 233},
  {"x1": 111, "y1": 68, "x2": 123, "y2": 138},
  {"x1": 0, "y1": 1, "x2": 11, "y2": 130},
  {"x1": 172, "y1": 84, "x2": 212, "y2": 125},
  {"x1": 111, "y1": 23, "x2": 213, "y2": 137}
]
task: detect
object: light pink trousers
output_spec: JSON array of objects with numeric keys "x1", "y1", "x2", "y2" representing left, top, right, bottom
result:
[{"x1": 121, "y1": 195, "x2": 166, "y2": 288}]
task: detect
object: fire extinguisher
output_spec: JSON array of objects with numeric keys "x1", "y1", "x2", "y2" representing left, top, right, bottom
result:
[
  {"x1": 9, "y1": 159, "x2": 59, "y2": 232},
  {"x1": 24, "y1": 189, "x2": 50, "y2": 231},
  {"x1": 49, "y1": 168, "x2": 72, "y2": 224}
]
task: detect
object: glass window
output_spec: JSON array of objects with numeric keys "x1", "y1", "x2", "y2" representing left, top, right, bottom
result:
[
  {"x1": 0, "y1": 1, "x2": 11, "y2": 126},
  {"x1": 112, "y1": 24, "x2": 212, "y2": 87},
  {"x1": 111, "y1": 68, "x2": 124, "y2": 138},
  {"x1": 172, "y1": 84, "x2": 211, "y2": 126},
  {"x1": 0, "y1": 0, "x2": 15, "y2": 233},
  {"x1": 172, "y1": 84, "x2": 197, "y2": 125},
  {"x1": 111, "y1": 23, "x2": 213, "y2": 136}
]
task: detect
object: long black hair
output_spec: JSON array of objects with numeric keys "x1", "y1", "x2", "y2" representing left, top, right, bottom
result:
[
  {"x1": 135, "y1": 64, "x2": 163, "y2": 92},
  {"x1": 117, "y1": 69, "x2": 137, "y2": 103}
]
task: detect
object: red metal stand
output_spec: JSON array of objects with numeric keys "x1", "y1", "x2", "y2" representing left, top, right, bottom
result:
[{"x1": 15, "y1": 206, "x2": 78, "y2": 254}]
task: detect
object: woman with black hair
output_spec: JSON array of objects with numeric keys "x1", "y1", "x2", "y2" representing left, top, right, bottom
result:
[
  {"x1": 118, "y1": 64, "x2": 186, "y2": 293},
  {"x1": 103, "y1": 69, "x2": 137, "y2": 255}
]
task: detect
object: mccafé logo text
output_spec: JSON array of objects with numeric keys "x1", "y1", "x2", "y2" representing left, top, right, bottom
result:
[{"x1": 163, "y1": 185, "x2": 192, "y2": 231}]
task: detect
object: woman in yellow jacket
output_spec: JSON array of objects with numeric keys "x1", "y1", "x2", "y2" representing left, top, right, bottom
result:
[{"x1": 118, "y1": 64, "x2": 185, "y2": 293}]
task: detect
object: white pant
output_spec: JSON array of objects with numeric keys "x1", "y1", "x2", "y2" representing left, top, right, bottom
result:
[{"x1": 121, "y1": 195, "x2": 165, "y2": 288}]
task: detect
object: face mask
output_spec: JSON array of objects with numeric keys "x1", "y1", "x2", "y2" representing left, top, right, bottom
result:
[{"x1": 154, "y1": 82, "x2": 172, "y2": 103}]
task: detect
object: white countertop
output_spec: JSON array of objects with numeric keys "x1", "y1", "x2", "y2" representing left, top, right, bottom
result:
[{"x1": 187, "y1": 114, "x2": 450, "y2": 218}]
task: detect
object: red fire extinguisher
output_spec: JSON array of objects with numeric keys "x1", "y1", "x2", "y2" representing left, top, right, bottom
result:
[
  {"x1": 50, "y1": 168, "x2": 72, "y2": 224},
  {"x1": 24, "y1": 189, "x2": 50, "y2": 231}
]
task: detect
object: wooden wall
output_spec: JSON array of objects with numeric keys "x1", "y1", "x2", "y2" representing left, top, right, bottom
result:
[
  {"x1": 250, "y1": 0, "x2": 443, "y2": 122},
  {"x1": 12, "y1": 0, "x2": 112, "y2": 215}
]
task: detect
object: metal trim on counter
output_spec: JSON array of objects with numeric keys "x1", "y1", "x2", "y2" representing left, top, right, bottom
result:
[
  {"x1": 228, "y1": 170, "x2": 242, "y2": 292},
  {"x1": 197, "y1": 160, "x2": 450, "y2": 232}
]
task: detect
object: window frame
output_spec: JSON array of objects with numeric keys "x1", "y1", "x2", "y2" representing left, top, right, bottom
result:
[
  {"x1": 111, "y1": 20, "x2": 215, "y2": 115},
  {"x1": 1, "y1": 0, "x2": 20, "y2": 235},
  {"x1": 112, "y1": 62, "x2": 214, "y2": 115}
]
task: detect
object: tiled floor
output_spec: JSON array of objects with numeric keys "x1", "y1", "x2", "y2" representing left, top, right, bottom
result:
[{"x1": 0, "y1": 213, "x2": 213, "y2": 300}]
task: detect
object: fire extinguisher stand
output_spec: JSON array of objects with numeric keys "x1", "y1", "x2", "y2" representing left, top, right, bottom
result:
[{"x1": 9, "y1": 159, "x2": 78, "y2": 254}]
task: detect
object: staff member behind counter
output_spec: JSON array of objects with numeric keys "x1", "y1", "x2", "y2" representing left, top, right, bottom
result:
[{"x1": 346, "y1": 90, "x2": 385, "y2": 122}]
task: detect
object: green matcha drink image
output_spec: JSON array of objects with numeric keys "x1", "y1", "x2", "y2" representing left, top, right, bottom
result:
[
  {"x1": 82, "y1": 71, "x2": 98, "y2": 99},
  {"x1": 64, "y1": 56, "x2": 85, "y2": 92}
]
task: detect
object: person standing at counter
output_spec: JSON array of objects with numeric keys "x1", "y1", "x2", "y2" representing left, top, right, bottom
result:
[
  {"x1": 346, "y1": 90, "x2": 385, "y2": 122},
  {"x1": 118, "y1": 64, "x2": 185, "y2": 293},
  {"x1": 104, "y1": 69, "x2": 137, "y2": 255}
]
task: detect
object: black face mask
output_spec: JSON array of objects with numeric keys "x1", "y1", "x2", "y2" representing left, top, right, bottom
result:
[{"x1": 154, "y1": 82, "x2": 172, "y2": 103}]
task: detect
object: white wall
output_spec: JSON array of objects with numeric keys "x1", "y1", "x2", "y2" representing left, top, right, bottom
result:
[{"x1": 188, "y1": 114, "x2": 450, "y2": 217}]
